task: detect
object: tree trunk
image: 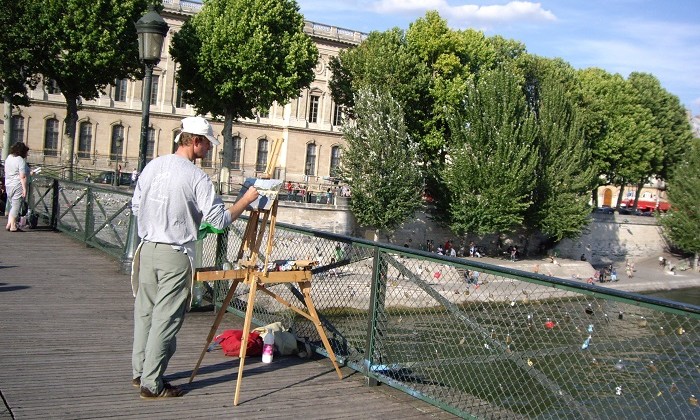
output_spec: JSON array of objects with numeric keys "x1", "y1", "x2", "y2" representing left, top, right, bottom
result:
[
  {"x1": 591, "y1": 186, "x2": 599, "y2": 208},
  {"x1": 695, "y1": 252, "x2": 699, "y2": 272},
  {"x1": 61, "y1": 92, "x2": 79, "y2": 181},
  {"x1": 632, "y1": 180, "x2": 644, "y2": 210},
  {"x1": 615, "y1": 180, "x2": 625, "y2": 210},
  {"x1": 2, "y1": 95, "x2": 12, "y2": 161}
]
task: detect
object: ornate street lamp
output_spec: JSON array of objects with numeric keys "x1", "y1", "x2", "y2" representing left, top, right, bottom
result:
[
  {"x1": 135, "y1": 6, "x2": 169, "y2": 173},
  {"x1": 123, "y1": 7, "x2": 168, "y2": 274}
]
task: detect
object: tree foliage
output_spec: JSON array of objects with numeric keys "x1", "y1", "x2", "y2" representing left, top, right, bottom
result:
[
  {"x1": 341, "y1": 88, "x2": 423, "y2": 236},
  {"x1": 170, "y1": 0, "x2": 318, "y2": 173},
  {"x1": 627, "y1": 72, "x2": 693, "y2": 181},
  {"x1": 0, "y1": 1, "x2": 41, "y2": 105},
  {"x1": 526, "y1": 64, "x2": 597, "y2": 240},
  {"x1": 329, "y1": 28, "x2": 431, "y2": 154},
  {"x1": 659, "y1": 138, "x2": 700, "y2": 258},
  {"x1": 33, "y1": 0, "x2": 151, "y2": 177},
  {"x1": 443, "y1": 67, "x2": 538, "y2": 236}
]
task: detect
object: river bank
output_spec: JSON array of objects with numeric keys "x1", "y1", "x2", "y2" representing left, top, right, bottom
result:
[{"x1": 477, "y1": 252, "x2": 700, "y2": 295}]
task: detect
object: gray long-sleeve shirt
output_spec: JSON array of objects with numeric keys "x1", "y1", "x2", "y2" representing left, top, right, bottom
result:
[{"x1": 131, "y1": 154, "x2": 232, "y2": 246}]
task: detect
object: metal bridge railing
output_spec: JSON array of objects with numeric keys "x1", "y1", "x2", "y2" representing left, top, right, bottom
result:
[
  {"x1": 28, "y1": 176, "x2": 133, "y2": 259},
  {"x1": 28, "y1": 177, "x2": 700, "y2": 419}
]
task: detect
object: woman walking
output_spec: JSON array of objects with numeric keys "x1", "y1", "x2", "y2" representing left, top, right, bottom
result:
[{"x1": 4, "y1": 142, "x2": 29, "y2": 232}]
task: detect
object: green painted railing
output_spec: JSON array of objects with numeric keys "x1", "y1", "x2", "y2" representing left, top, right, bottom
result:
[{"x1": 29, "y1": 177, "x2": 700, "y2": 419}]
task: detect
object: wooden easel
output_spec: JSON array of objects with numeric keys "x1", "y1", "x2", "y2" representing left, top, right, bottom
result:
[{"x1": 188, "y1": 138, "x2": 343, "y2": 405}]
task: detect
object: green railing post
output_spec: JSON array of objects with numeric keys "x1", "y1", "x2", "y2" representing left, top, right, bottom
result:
[
  {"x1": 363, "y1": 246, "x2": 388, "y2": 386},
  {"x1": 83, "y1": 186, "x2": 94, "y2": 246},
  {"x1": 50, "y1": 178, "x2": 59, "y2": 229}
]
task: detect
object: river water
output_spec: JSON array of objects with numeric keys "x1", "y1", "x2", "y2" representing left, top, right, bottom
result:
[{"x1": 646, "y1": 287, "x2": 700, "y2": 306}]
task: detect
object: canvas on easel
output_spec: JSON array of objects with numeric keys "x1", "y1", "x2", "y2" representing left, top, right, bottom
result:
[{"x1": 237, "y1": 178, "x2": 284, "y2": 211}]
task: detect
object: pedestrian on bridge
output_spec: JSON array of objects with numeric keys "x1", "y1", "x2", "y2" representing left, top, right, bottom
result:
[
  {"x1": 130, "y1": 116, "x2": 259, "y2": 399},
  {"x1": 4, "y1": 142, "x2": 29, "y2": 232}
]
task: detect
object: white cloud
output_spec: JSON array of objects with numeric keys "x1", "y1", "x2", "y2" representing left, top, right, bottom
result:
[
  {"x1": 560, "y1": 19, "x2": 700, "y2": 114},
  {"x1": 372, "y1": 1, "x2": 556, "y2": 27}
]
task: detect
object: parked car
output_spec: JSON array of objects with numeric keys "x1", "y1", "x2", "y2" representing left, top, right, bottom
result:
[
  {"x1": 593, "y1": 206, "x2": 615, "y2": 214},
  {"x1": 92, "y1": 171, "x2": 133, "y2": 186}
]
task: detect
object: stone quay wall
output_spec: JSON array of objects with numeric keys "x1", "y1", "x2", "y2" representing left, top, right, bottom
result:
[
  {"x1": 554, "y1": 213, "x2": 667, "y2": 266},
  {"x1": 225, "y1": 198, "x2": 668, "y2": 267}
]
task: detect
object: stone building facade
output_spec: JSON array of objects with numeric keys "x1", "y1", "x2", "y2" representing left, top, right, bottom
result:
[{"x1": 3, "y1": 0, "x2": 364, "y2": 193}]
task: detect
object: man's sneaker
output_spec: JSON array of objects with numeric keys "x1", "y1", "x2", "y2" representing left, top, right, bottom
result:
[
  {"x1": 140, "y1": 383, "x2": 184, "y2": 399},
  {"x1": 132, "y1": 377, "x2": 171, "y2": 389}
]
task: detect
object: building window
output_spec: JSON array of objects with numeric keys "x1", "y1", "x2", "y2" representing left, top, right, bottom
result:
[
  {"x1": 332, "y1": 103, "x2": 344, "y2": 126},
  {"x1": 114, "y1": 79, "x2": 127, "y2": 102},
  {"x1": 305, "y1": 143, "x2": 316, "y2": 176},
  {"x1": 258, "y1": 107, "x2": 269, "y2": 119},
  {"x1": 255, "y1": 139, "x2": 268, "y2": 172},
  {"x1": 308, "y1": 94, "x2": 320, "y2": 123},
  {"x1": 10, "y1": 116, "x2": 24, "y2": 143},
  {"x1": 43, "y1": 118, "x2": 60, "y2": 156},
  {"x1": 78, "y1": 122, "x2": 92, "y2": 158},
  {"x1": 175, "y1": 86, "x2": 186, "y2": 108},
  {"x1": 45, "y1": 79, "x2": 61, "y2": 95},
  {"x1": 150, "y1": 75, "x2": 159, "y2": 105},
  {"x1": 146, "y1": 128, "x2": 156, "y2": 163},
  {"x1": 330, "y1": 146, "x2": 341, "y2": 177},
  {"x1": 231, "y1": 136, "x2": 242, "y2": 170},
  {"x1": 110, "y1": 124, "x2": 124, "y2": 160}
]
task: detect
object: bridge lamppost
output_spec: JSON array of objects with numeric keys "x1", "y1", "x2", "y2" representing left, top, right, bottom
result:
[
  {"x1": 135, "y1": 6, "x2": 169, "y2": 173},
  {"x1": 122, "y1": 7, "x2": 169, "y2": 274}
]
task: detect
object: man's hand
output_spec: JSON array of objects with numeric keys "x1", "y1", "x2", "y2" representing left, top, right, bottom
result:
[
  {"x1": 242, "y1": 186, "x2": 259, "y2": 205},
  {"x1": 228, "y1": 186, "x2": 260, "y2": 221}
]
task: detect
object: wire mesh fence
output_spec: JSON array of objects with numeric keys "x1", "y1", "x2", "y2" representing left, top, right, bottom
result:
[
  {"x1": 198, "y1": 219, "x2": 700, "y2": 419},
  {"x1": 27, "y1": 176, "x2": 700, "y2": 419}
]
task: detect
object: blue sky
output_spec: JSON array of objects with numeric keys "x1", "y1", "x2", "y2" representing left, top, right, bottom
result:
[{"x1": 295, "y1": 0, "x2": 700, "y2": 116}]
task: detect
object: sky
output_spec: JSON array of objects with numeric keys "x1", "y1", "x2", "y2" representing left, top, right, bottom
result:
[{"x1": 294, "y1": 0, "x2": 700, "y2": 117}]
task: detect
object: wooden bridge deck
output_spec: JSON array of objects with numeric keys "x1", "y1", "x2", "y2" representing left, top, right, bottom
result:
[{"x1": 0, "y1": 225, "x2": 457, "y2": 420}]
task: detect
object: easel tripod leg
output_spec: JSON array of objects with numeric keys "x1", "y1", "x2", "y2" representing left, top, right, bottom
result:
[
  {"x1": 300, "y1": 281, "x2": 344, "y2": 379},
  {"x1": 234, "y1": 278, "x2": 258, "y2": 406},
  {"x1": 189, "y1": 280, "x2": 241, "y2": 383}
]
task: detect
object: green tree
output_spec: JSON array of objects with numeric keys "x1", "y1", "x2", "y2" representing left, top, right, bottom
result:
[
  {"x1": 443, "y1": 67, "x2": 538, "y2": 236},
  {"x1": 0, "y1": 1, "x2": 41, "y2": 106},
  {"x1": 530, "y1": 73, "x2": 597, "y2": 241},
  {"x1": 1, "y1": 1, "x2": 43, "y2": 159},
  {"x1": 34, "y1": 0, "x2": 151, "y2": 179},
  {"x1": 170, "y1": 0, "x2": 318, "y2": 184},
  {"x1": 329, "y1": 28, "x2": 431, "y2": 154},
  {"x1": 627, "y1": 72, "x2": 693, "y2": 197},
  {"x1": 576, "y1": 68, "x2": 661, "y2": 207},
  {"x1": 330, "y1": 11, "x2": 528, "y2": 210},
  {"x1": 659, "y1": 138, "x2": 700, "y2": 269},
  {"x1": 402, "y1": 11, "x2": 527, "y2": 161},
  {"x1": 341, "y1": 88, "x2": 423, "y2": 240}
]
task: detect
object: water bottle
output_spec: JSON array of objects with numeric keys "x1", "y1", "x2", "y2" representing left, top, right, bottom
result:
[{"x1": 262, "y1": 329, "x2": 274, "y2": 363}]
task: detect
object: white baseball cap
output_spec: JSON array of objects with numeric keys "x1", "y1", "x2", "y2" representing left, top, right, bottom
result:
[{"x1": 174, "y1": 116, "x2": 220, "y2": 145}]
